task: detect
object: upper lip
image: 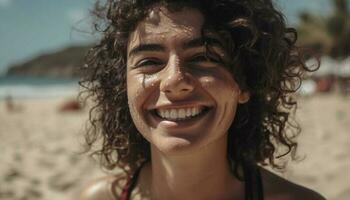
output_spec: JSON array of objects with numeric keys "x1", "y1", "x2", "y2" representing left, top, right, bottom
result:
[{"x1": 147, "y1": 102, "x2": 213, "y2": 110}]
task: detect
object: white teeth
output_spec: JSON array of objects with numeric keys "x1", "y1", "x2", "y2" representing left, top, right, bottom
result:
[
  {"x1": 186, "y1": 108, "x2": 192, "y2": 117},
  {"x1": 156, "y1": 107, "x2": 206, "y2": 120},
  {"x1": 164, "y1": 110, "x2": 170, "y2": 118},
  {"x1": 170, "y1": 109, "x2": 176, "y2": 119},
  {"x1": 178, "y1": 109, "x2": 186, "y2": 118},
  {"x1": 191, "y1": 107, "x2": 197, "y2": 116}
]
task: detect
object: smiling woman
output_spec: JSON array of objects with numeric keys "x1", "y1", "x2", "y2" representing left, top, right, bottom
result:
[
  {"x1": 79, "y1": 0, "x2": 324, "y2": 200},
  {"x1": 126, "y1": 8, "x2": 249, "y2": 157}
]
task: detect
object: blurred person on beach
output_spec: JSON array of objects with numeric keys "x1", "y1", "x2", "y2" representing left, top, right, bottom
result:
[
  {"x1": 5, "y1": 95, "x2": 15, "y2": 112},
  {"x1": 79, "y1": 0, "x2": 325, "y2": 199},
  {"x1": 5, "y1": 95, "x2": 22, "y2": 112}
]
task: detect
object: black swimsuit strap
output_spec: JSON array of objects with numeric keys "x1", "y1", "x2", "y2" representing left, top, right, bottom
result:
[
  {"x1": 243, "y1": 162, "x2": 264, "y2": 200},
  {"x1": 121, "y1": 162, "x2": 144, "y2": 200},
  {"x1": 122, "y1": 162, "x2": 264, "y2": 200},
  {"x1": 256, "y1": 168, "x2": 264, "y2": 200}
]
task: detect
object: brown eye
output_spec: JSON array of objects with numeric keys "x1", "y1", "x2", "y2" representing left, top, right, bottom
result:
[
  {"x1": 137, "y1": 59, "x2": 163, "y2": 67},
  {"x1": 133, "y1": 58, "x2": 164, "y2": 74},
  {"x1": 187, "y1": 53, "x2": 222, "y2": 67},
  {"x1": 193, "y1": 55, "x2": 218, "y2": 62}
]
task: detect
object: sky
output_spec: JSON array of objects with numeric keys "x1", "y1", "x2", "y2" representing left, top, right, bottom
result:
[{"x1": 0, "y1": 0, "x2": 339, "y2": 75}]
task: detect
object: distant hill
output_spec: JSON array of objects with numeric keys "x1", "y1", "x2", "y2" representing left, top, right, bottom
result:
[{"x1": 6, "y1": 45, "x2": 91, "y2": 78}]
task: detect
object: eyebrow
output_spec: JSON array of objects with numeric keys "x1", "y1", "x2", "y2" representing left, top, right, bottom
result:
[
  {"x1": 128, "y1": 44, "x2": 166, "y2": 57},
  {"x1": 183, "y1": 36, "x2": 224, "y2": 50},
  {"x1": 128, "y1": 36, "x2": 224, "y2": 57}
]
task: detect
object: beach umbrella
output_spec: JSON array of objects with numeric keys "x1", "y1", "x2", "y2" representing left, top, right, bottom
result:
[
  {"x1": 298, "y1": 79, "x2": 317, "y2": 96},
  {"x1": 335, "y1": 57, "x2": 350, "y2": 78},
  {"x1": 309, "y1": 56, "x2": 339, "y2": 77}
]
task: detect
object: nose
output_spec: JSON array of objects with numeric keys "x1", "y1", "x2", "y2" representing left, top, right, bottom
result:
[{"x1": 160, "y1": 57, "x2": 195, "y2": 98}]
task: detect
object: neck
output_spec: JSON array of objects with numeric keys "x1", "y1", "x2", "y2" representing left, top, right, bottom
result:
[{"x1": 145, "y1": 136, "x2": 243, "y2": 200}]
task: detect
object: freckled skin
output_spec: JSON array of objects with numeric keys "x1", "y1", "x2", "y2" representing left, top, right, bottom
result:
[{"x1": 126, "y1": 7, "x2": 249, "y2": 155}]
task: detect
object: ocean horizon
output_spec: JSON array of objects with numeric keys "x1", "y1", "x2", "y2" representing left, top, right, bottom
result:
[{"x1": 0, "y1": 76, "x2": 80, "y2": 100}]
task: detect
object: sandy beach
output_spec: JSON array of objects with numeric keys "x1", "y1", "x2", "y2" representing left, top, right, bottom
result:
[{"x1": 0, "y1": 94, "x2": 349, "y2": 200}]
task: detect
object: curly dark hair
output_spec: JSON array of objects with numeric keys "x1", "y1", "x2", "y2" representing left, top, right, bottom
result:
[{"x1": 80, "y1": 0, "x2": 317, "y2": 178}]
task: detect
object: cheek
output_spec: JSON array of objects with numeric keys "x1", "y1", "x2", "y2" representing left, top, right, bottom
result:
[
  {"x1": 127, "y1": 73, "x2": 158, "y2": 104},
  {"x1": 199, "y1": 72, "x2": 240, "y2": 130},
  {"x1": 127, "y1": 83, "x2": 143, "y2": 130},
  {"x1": 127, "y1": 73, "x2": 159, "y2": 129},
  {"x1": 199, "y1": 73, "x2": 240, "y2": 101}
]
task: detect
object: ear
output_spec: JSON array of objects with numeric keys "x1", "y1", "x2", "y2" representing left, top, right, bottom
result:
[{"x1": 238, "y1": 90, "x2": 250, "y2": 104}]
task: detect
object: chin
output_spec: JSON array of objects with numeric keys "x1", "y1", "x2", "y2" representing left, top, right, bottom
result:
[
  {"x1": 149, "y1": 129, "x2": 227, "y2": 157},
  {"x1": 150, "y1": 135, "x2": 206, "y2": 156}
]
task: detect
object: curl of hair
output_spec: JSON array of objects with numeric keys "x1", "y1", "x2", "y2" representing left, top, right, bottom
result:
[{"x1": 79, "y1": 0, "x2": 318, "y2": 178}]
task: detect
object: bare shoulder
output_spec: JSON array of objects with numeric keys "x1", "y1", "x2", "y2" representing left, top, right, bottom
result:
[
  {"x1": 260, "y1": 168, "x2": 326, "y2": 200},
  {"x1": 78, "y1": 172, "x2": 127, "y2": 200}
]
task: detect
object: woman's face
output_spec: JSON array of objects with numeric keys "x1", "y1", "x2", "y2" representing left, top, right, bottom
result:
[{"x1": 126, "y1": 6, "x2": 249, "y2": 154}]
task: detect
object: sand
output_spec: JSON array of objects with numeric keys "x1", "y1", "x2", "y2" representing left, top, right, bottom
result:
[
  {"x1": 0, "y1": 94, "x2": 349, "y2": 200},
  {"x1": 0, "y1": 97, "x2": 106, "y2": 200},
  {"x1": 285, "y1": 94, "x2": 350, "y2": 199}
]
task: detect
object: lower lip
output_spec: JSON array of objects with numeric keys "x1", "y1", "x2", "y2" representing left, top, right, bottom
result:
[{"x1": 149, "y1": 108, "x2": 212, "y2": 129}]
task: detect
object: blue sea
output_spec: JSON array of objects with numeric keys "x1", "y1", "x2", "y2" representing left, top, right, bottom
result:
[{"x1": 0, "y1": 76, "x2": 80, "y2": 100}]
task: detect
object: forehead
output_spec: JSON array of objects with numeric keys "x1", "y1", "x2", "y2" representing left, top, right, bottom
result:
[{"x1": 128, "y1": 6, "x2": 204, "y2": 49}]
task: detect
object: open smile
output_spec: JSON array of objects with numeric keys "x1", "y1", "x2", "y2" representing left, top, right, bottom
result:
[
  {"x1": 148, "y1": 105, "x2": 213, "y2": 129},
  {"x1": 154, "y1": 106, "x2": 210, "y2": 120}
]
